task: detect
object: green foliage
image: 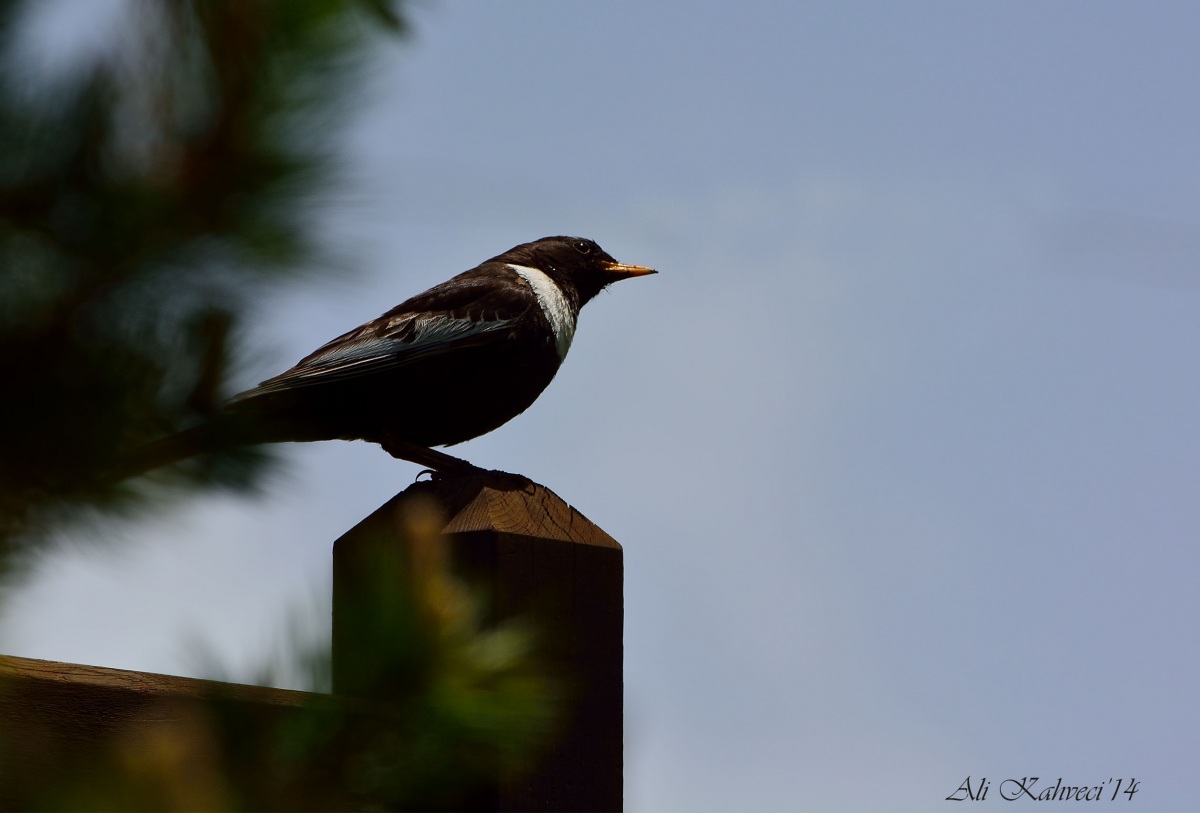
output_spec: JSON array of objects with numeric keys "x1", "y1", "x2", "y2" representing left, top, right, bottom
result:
[
  {"x1": 0, "y1": 6, "x2": 567, "y2": 809},
  {"x1": 0, "y1": 0, "x2": 402, "y2": 557}
]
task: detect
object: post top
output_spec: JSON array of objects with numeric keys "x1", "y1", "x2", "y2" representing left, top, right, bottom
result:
[{"x1": 402, "y1": 472, "x2": 621, "y2": 549}]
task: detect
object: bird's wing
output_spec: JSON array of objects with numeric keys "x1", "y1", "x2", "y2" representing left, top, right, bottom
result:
[{"x1": 232, "y1": 270, "x2": 531, "y2": 400}]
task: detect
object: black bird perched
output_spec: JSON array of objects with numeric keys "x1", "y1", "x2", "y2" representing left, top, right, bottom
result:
[{"x1": 128, "y1": 236, "x2": 655, "y2": 478}]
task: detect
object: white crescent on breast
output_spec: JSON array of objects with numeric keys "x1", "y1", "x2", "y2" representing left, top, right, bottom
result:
[{"x1": 508, "y1": 263, "x2": 577, "y2": 360}]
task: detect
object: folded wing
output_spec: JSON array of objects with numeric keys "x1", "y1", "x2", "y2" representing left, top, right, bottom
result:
[{"x1": 232, "y1": 271, "x2": 529, "y2": 401}]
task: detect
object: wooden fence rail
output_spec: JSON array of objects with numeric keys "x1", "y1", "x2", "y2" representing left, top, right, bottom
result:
[{"x1": 0, "y1": 473, "x2": 623, "y2": 811}]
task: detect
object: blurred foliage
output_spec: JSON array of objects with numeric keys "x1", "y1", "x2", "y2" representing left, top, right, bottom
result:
[
  {"x1": 0, "y1": 0, "x2": 403, "y2": 561},
  {"x1": 0, "y1": 498, "x2": 562, "y2": 810},
  {"x1": 0, "y1": 1, "x2": 566, "y2": 808}
]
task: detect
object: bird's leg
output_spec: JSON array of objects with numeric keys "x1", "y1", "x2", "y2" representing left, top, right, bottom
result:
[{"x1": 378, "y1": 435, "x2": 483, "y2": 477}]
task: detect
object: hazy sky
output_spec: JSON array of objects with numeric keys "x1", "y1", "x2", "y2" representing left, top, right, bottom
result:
[{"x1": 5, "y1": 2, "x2": 1199, "y2": 810}]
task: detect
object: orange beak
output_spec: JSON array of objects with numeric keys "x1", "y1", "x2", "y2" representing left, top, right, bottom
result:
[{"x1": 602, "y1": 260, "x2": 657, "y2": 279}]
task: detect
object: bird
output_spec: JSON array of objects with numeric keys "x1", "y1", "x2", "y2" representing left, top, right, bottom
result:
[{"x1": 127, "y1": 236, "x2": 655, "y2": 478}]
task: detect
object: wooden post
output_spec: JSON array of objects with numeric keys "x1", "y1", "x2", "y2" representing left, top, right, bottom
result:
[{"x1": 332, "y1": 473, "x2": 624, "y2": 812}]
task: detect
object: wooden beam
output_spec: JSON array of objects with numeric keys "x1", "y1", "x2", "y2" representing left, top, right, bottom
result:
[{"x1": 0, "y1": 654, "x2": 346, "y2": 810}]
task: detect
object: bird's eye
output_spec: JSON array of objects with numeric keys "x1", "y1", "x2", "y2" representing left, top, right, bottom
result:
[{"x1": 573, "y1": 240, "x2": 592, "y2": 255}]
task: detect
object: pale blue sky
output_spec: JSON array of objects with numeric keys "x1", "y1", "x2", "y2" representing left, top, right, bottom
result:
[{"x1": 5, "y1": 2, "x2": 1199, "y2": 810}]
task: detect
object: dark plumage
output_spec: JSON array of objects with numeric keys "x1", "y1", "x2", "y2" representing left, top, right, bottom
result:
[{"x1": 129, "y1": 236, "x2": 655, "y2": 476}]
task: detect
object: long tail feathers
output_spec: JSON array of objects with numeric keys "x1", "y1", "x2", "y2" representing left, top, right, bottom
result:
[
  {"x1": 114, "y1": 424, "x2": 223, "y2": 481},
  {"x1": 109, "y1": 417, "x2": 271, "y2": 484}
]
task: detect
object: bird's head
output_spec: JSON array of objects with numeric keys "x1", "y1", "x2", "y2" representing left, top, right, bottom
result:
[{"x1": 497, "y1": 236, "x2": 656, "y2": 306}]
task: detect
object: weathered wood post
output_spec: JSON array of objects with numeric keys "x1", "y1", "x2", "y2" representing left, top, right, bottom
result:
[{"x1": 332, "y1": 472, "x2": 624, "y2": 812}]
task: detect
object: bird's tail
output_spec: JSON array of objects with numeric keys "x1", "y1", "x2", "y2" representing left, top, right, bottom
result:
[
  {"x1": 110, "y1": 415, "x2": 271, "y2": 483},
  {"x1": 114, "y1": 424, "x2": 218, "y2": 480}
]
